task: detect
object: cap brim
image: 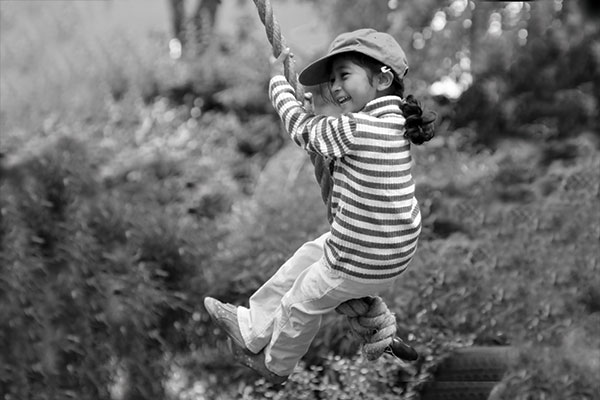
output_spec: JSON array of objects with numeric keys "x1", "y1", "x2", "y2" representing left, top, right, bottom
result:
[{"x1": 298, "y1": 50, "x2": 354, "y2": 86}]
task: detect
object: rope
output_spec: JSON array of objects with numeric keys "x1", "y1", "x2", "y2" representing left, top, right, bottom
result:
[
  {"x1": 251, "y1": 0, "x2": 335, "y2": 222},
  {"x1": 251, "y1": 0, "x2": 304, "y2": 101},
  {"x1": 335, "y1": 296, "x2": 398, "y2": 361},
  {"x1": 308, "y1": 151, "x2": 334, "y2": 223},
  {"x1": 250, "y1": 0, "x2": 400, "y2": 361}
]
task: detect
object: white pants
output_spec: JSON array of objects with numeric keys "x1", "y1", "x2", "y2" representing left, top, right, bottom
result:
[{"x1": 237, "y1": 232, "x2": 396, "y2": 376}]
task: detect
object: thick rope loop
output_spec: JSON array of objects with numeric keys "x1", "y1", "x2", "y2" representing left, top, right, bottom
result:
[
  {"x1": 336, "y1": 296, "x2": 397, "y2": 360},
  {"x1": 251, "y1": 0, "x2": 398, "y2": 361},
  {"x1": 336, "y1": 297, "x2": 371, "y2": 317}
]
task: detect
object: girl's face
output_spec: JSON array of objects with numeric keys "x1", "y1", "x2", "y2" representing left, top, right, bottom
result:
[{"x1": 328, "y1": 57, "x2": 378, "y2": 113}]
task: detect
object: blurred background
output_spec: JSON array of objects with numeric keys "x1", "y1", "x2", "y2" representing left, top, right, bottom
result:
[{"x1": 1, "y1": 1, "x2": 598, "y2": 399}]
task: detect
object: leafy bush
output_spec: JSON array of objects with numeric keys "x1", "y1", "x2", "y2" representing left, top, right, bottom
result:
[
  {"x1": 0, "y1": 136, "x2": 221, "y2": 399},
  {"x1": 490, "y1": 315, "x2": 600, "y2": 399},
  {"x1": 242, "y1": 353, "x2": 414, "y2": 400},
  {"x1": 453, "y1": 9, "x2": 599, "y2": 145}
]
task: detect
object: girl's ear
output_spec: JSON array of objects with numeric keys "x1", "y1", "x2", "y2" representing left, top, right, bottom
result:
[{"x1": 376, "y1": 70, "x2": 394, "y2": 91}]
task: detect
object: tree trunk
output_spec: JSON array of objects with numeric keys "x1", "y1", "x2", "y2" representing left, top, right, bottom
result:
[
  {"x1": 168, "y1": 0, "x2": 185, "y2": 43},
  {"x1": 190, "y1": 0, "x2": 221, "y2": 55},
  {"x1": 469, "y1": 1, "x2": 491, "y2": 81},
  {"x1": 167, "y1": 0, "x2": 221, "y2": 56}
]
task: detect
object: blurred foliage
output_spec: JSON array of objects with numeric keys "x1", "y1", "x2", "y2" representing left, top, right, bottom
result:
[
  {"x1": 0, "y1": 136, "x2": 221, "y2": 399},
  {"x1": 313, "y1": 0, "x2": 599, "y2": 146},
  {"x1": 490, "y1": 314, "x2": 600, "y2": 399},
  {"x1": 1, "y1": 0, "x2": 599, "y2": 399}
]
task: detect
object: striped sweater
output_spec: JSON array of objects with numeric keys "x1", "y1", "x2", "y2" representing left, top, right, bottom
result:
[{"x1": 269, "y1": 76, "x2": 421, "y2": 283}]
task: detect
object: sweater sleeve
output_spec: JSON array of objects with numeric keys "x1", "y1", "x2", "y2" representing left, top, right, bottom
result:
[{"x1": 269, "y1": 76, "x2": 356, "y2": 158}]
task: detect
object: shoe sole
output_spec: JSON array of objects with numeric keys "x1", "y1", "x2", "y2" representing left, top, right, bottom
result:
[{"x1": 228, "y1": 339, "x2": 288, "y2": 385}]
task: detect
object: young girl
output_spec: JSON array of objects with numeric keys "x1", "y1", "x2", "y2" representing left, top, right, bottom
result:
[{"x1": 205, "y1": 28, "x2": 435, "y2": 384}]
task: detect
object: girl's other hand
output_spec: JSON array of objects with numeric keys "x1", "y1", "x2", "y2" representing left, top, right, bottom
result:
[
  {"x1": 303, "y1": 92, "x2": 314, "y2": 113},
  {"x1": 270, "y1": 47, "x2": 291, "y2": 77}
]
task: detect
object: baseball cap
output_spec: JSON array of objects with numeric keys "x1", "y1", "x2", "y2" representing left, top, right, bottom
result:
[{"x1": 298, "y1": 29, "x2": 409, "y2": 86}]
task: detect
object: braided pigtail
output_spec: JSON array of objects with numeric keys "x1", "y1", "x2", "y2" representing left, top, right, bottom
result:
[{"x1": 401, "y1": 95, "x2": 437, "y2": 145}]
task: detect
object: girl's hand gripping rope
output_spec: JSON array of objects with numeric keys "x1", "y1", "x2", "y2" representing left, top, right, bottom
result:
[
  {"x1": 270, "y1": 47, "x2": 314, "y2": 112},
  {"x1": 303, "y1": 92, "x2": 314, "y2": 113},
  {"x1": 270, "y1": 47, "x2": 292, "y2": 78}
]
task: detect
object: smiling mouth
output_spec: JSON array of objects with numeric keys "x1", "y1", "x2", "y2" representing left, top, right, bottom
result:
[{"x1": 337, "y1": 96, "x2": 351, "y2": 105}]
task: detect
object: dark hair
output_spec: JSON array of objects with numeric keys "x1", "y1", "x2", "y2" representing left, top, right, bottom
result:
[{"x1": 320, "y1": 52, "x2": 436, "y2": 145}]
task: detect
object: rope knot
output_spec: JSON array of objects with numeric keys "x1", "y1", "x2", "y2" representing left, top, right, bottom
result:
[{"x1": 336, "y1": 296, "x2": 397, "y2": 361}]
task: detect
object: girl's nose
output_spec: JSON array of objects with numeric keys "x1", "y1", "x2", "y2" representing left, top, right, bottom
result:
[{"x1": 331, "y1": 79, "x2": 341, "y2": 93}]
